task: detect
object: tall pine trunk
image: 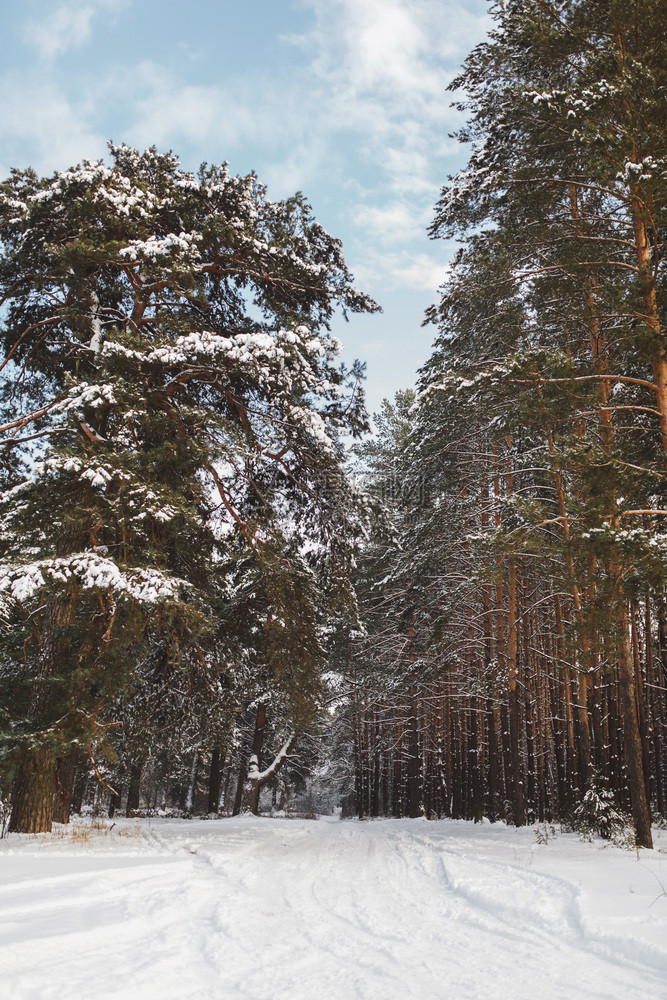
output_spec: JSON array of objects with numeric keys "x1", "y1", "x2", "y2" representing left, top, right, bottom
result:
[
  {"x1": 53, "y1": 753, "x2": 77, "y2": 825},
  {"x1": 508, "y1": 556, "x2": 526, "y2": 826},
  {"x1": 125, "y1": 760, "x2": 144, "y2": 816},
  {"x1": 9, "y1": 750, "x2": 55, "y2": 834},
  {"x1": 406, "y1": 691, "x2": 421, "y2": 818},
  {"x1": 246, "y1": 703, "x2": 267, "y2": 815},
  {"x1": 207, "y1": 747, "x2": 223, "y2": 814},
  {"x1": 617, "y1": 605, "x2": 653, "y2": 848}
]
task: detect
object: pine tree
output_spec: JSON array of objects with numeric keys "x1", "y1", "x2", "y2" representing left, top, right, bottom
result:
[
  {"x1": 0, "y1": 144, "x2": 378, "y2": 832},
  {"x1": 338, "y1": 0, "x2": 667, "y2": 847}
]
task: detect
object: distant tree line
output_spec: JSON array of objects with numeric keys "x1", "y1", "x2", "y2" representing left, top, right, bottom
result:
[{"x1": 344, "y1": 0, "x2": 667, "y2": 849}]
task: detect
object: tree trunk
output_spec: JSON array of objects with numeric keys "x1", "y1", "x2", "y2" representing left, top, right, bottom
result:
[
  {"x1": 185, "y1": 753, "x2": 199, "y2": 813},
  {"x1": 487, "y1": 701, "x2": 504, "y2": 821},
  {"x1": 246, "y1": 703, "x2": 267, "y2": 815},
  {"x1": 221, "y1": 762, "x2": 233, "y2": 813},
  {"x1": 618, "y1": 610, "x2": 653, "y2": 848},
  {"x1": 207, "y1": 747, "x2": 223, "y2": 814},
  {"x1": 575, "y1": 671, "x2": 593, "y2": 789},
  {"x1": 406, "y1": 691, "x2": 421, "y2": 818},
  {"x1": 108, "y1": 785, "x2": 122, "y2": 818},
  {"x1": 53, "y1": 753, "x2": 77, "y2": 825},
  {"x1": 125, "y1": 760, "x2": 144, "y2": 816},
  {"x1": 508, "y1": 556, "x2": 526, "y2": 825},
  {"x1": 71, "y1": 768, "x2": 88, "y2": 815},
  {"x1": 246, "y1": 782, "x2": 261, "y2": 816},
  {"x1": 232, "y1": 761, "x2": 247, "y2": 817},
  {"x1": 628, "y1": 195, "x2": 667, "y2": 454},
  {"x1": 9, "y1": 750, "x2": 55, "y2": 834}
]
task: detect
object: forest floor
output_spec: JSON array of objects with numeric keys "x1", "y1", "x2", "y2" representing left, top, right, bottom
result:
[{"x1": 0, "y1": 815, "x2": 666, "y2": 1000}]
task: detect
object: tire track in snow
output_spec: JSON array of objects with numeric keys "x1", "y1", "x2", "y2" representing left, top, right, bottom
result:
[
  {"x1": 395, "y1": 823, "x2": 667, "y2": 984},
  {"x1": 1, "y1": 818, "x2": 666, "y2": 1000}
]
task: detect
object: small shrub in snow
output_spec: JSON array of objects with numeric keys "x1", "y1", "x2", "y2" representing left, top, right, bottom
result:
[
  {"x1": 573, "y1": 772, "x2": 632, "y2": 846},
  {"x1": 533, "y1": 823, "x2": 557, "y2": 844}
]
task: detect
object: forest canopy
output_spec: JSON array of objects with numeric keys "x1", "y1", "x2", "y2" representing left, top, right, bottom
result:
[{"x1": 2, "y1": 0, "x2": 667, "y2": 853}]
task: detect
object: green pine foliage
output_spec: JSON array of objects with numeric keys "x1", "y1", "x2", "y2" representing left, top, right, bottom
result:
[
  {"x1": 336, "y1": 1, "x2": 666, "y2": 845},
  {"x1": 573, "y1": 770, "x2": 632, "y2": 844},
  {"x1": 0, "y1": 144, "x2": 378, "y2": 812}
]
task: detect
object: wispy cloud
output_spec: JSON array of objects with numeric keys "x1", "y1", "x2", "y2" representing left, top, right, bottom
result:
[
  {"x1": 355, "y1": 202, "x2": 432, "y2": 245},
  {"x1": 392, "y1": 253, "x2": 452, "y2": 292},
  {"x1": 21, "y1": 0, "x2": 128, "y2": 60},
  {"x1": 273, "y1": 0, "x2": 488, "y2": 290},
  {"x1": 118, "y1": 61, "x2": 297, "y2": 155},
  {"x1": 284, "y1": 0, "x2": 487, "y2": 191},
  {"x1": 352, "y1": 247, "x2": 453, "y2": 293},
  {"x1": 0, "y1": 73, "x2": 105, "y2": 177},
  {"x1": 7, "y1": 0, "x2": 488, "y2": 300}
]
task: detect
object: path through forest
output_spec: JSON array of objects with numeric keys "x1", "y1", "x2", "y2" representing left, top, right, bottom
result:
[{"x1": 1, "y1": 816, "x2": 666, "y2": 999}]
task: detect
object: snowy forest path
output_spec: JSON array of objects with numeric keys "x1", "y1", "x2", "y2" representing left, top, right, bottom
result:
[{"x1": 0, "y1": 816, "x2": 666, "y2": 1000}]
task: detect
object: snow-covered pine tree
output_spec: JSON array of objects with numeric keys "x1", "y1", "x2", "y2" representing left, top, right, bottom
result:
[
  {"x1": 417, "y1": 0, "x2": 667, "y2": 848},
  {"x1": 339, "y1": 0, "x2": 667, "y2": 845},
  {"x1": 343, "y1": 391, "x2": 431, "y2": 819},
  {"x1": 0, "y1": 144, "x2": 378, "y2": 832}
]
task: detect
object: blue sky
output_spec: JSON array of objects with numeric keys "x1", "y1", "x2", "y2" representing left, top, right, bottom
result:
[{"x1": 1, "y1": 0, "x2": 490, "y2": 414}]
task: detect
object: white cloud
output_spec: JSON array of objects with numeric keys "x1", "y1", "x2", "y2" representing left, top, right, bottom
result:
[
  {"x1": 276, "y1": 0, "x2": 489, "y2": 271},
  {"x1": 21, "y1": 0, "x2": 128, "y2": 60},
  {"x1": 293, "y1": 0, "x2": 486, "y2": 154},
  {"x1": 262, "y1": 138, "x2": 331, "y2": 199},
  {"x1": 112, "y1": 62, "x2": 301, "y2": 168},
  {"x1": 330, "y1": 0, "x2": 429, "y2": 94},
  {"x1": 125, "y1": 69, "x2": 226, "y2": 147},
  {"x1": 0, "y1": 74, "x2": 106, "y2": 175},
  {"x1": 355, "y1": 202, "x2": 431, "y2": 244},
  {"x1": 392, "y1": 253, "x2": 451, "y2": 292},
  {"x1": 5, "y1": 0, "x2": 488, "y2": 297},
  {"x1": 352, "y1": 249, "x2": 450, "y2": 293}
]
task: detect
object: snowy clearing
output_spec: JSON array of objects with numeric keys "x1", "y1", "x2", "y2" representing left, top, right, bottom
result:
[{"x1": 1, "y1": 817, "x2": 666, "y2": 1000}]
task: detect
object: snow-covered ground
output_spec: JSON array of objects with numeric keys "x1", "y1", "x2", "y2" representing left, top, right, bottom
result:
[{"x1": 0, "y1": 816, "x2": 666, "y2": 1000}]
